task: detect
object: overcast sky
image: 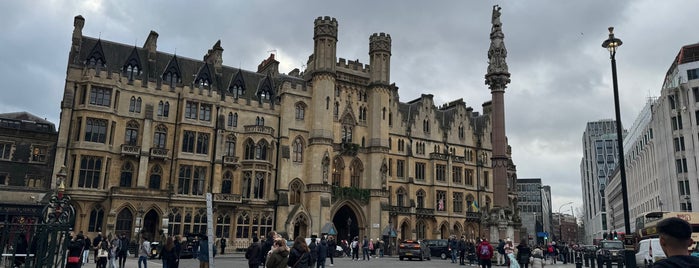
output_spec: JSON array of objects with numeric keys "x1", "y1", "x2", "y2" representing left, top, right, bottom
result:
[{"x1": 1, "y1": 0, "x2": 696, "y2": 216}]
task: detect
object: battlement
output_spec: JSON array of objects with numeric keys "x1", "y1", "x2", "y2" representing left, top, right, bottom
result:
[
  {"x1": 337, "y1": 58, "x2": 369, "y2": 73},
  {"x1": 370, "y1": 32, "x2": 391, "y2": 42},
  {"x1": 314, "y1": 16, "x2": 338, "y2": 26},
  {"x1": 369, "y1": 32, "x2": 391, "y2": 54}
]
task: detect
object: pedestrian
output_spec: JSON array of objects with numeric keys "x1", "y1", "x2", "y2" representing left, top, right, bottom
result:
[
  {"x1": 653, "y1": 217, "x2": 699, "y2": 268},
  {"x1": 309, "y1": 237, "x2": 318, "y2": 268},
  {"x1": 172, "y1": 235, "x2": 182, "y2": 268},
  {"x1": 246, "y1": 236, "x2": 262, "y2": 268},
  {"x1": 458, "y1": 236, "x2": 467, "y2": 265},
  {"x1": 138, "y1": 236, "x2": 151, "y2": 268},
  {"x1": 83, "y1": 234, "x2": 91, "y2": 264},
  {"x1": 516, "y1": 239, "x2": 531, "y2": 268},
  {"x1": 97, "y1": 239, "x2": 110, "y2": 268},
  {"x1": 377, "y1": 238, "x2": 384, "y2": 258},
  {"x1": 288, "y1": 236, "x2": 310, "y2": 268},
  {"x1": 477, "y1": 238, "x2": 494, "y2": 268},
  {"x1": 94, "y1": 232, "x2": 103, "y2": 263},
  {"x1": 160, "y1": 237, "x2": 177, "y2": 268},
  {"x1": 327, "y1": 236, "x2": 336, "y2": 266},
  {"x1": 197, "y1": 235, "x2": 210, "y2": 268},
  {"x1": 261, "y1": 231, "x2": 277, "y2": 265},
  {"x1": 368, "y1": 238, "x2": 374, "y2": 259},
  {"x1": 220, "y1": 237, "x2": 227, "y2": 255},
  {"x1": 351, "y1": 237, "x2": 359, "y2": 260},
  {"x1": 13, "y1": 233, "x2": 28, "y2": 267},
  {"x1": 108, "y1": 233, "x2": 119, "y2": 268},
  {"x1": 497, "y1": 239, "x2": 506, "y2": 266},
  {"x1": 317, "y1": 238, "x2": 328, "y2": 268},
  {"x1": 266, "y1": 239, "x2": 290, "y2": 268},
  {"x1": 362, "y1": 236, "x2": 370, "y2": 261},
  {"x1": 118, "y1": 233, "x2": 129, "y2": 268},
  {"x1": 66, "y1": 232, "x2": 85, "y2": 268},
  {"x1": 504, "y1": 239, "x2": 519, "y2": 268},
  {"x1": 450, "y1": 236, "x2": 459, "y2": 263},
  {"x1": 529, "y1": 246, "x2": 545, "y2": 268}
]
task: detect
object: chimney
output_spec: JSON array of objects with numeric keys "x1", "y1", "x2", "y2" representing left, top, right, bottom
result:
[
  {"x1": 257, "y1": 54, "x2": 279, "y2": 76},
  {"x1": 204, "y1": 40, "x2": 224, "y2": 75}
]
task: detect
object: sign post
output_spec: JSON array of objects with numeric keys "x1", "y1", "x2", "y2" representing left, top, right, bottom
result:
[{"x1": 206, "y1": 193, "x2": 215, "y2": 268}]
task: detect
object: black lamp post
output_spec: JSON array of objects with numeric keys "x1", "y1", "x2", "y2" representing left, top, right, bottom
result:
[{"x1": 602, "y1": 26, "x2": 635, "y2": 268}]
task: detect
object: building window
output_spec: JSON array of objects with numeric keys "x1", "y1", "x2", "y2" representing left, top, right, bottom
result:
[
  {"x1": 192, "y1": 211, "x2": 207, "y2": 235},
  {"x1": 199, "y1": 103, "x2": 212, "y2": 122},
  {"x1": 89, "y1": 86, "x2": 112, "y2": 107},
  {"x1": 458, "y1": 125, "x2": 465, "y2": 139},
  {"x1": 453, "y1": 192, "x2": 463, "y2": 213},
  {"x1": 350, "y1": 160, "x2": 362, "y2": 188},
  {"x1": 292, "y1": 138, "x2": 303, "y2": 162},
  {"x1": 415, "y1": 162, "x2": 425, "y2": 180},
  {"x1": 694, "y1": 87, "x2": 699, "y2": 103},
  {"x1": 185, "y1": 101, "x2": 198, "y2": 119},
  {"x1": 168, "y1": 209, "x2": 182, "y2": 236},
  {"x1": 25, "y1": 174, "x2": 43, "y2": 188},
  {"x1": 236, "y1": 213, "x2": 250, "y2": 239},
  {"x1": 88, "y1": 206, "x2": 104, "y2": 232},
  {"x1": 242, "y1": 171, "x2": 252, "y2": 198},
  {"x1": 388, "y1": 112, "x2": 392, "y2": 126},
  {"x1": 671, "y1": 116, "x2": 683, "y2": 130},
  {"x1": 85, "y1": 118, "x2": 108, "y2": 143},
  {"x1": 452, "y1": 166, "x2": 463, "y2": 184},
  {"x1": 483, "y1": 171, "x2": 490, "y2": 188},
  {"x1": 153, "y1": 125, "x2": 167, "y2": 149},
  {"x1": 416, "y1": 189, "x2": 425, "y2": 208},
  {"x1": 423, "y1": 119, "x2": 430, "y2": 133},
  {"x1": 436, "y1": 164, "x2": 446, "y2": 182},
  {"x1": 244, "y1": 140, "x2": 255, "y2": 160},
  {"x1": 196, "y1": 133, "x2": 210, "y2": 154},
  {"x1": 31, "y1": 145, "x2": 48, "y2": 162},
  {"x1": 158, "y1": 101, "x2": 170, "y2": 117},
  {"x1": 396, "y1": 188, "x2": 406, "y2": 207},
  {"x1": 676, "y1": 158, "x2": 688, "y2": 173},
  {"x1": 182, "y1": 131, "x2": 196, "y2": 153},
  {"x1": 669, "y1": 94, "x2": 677, "y2": 110},
  {"x1": 295, "y1": 104, "x2": 305, "y2": 120},
  {"x1": 341, "y1": 126, "x2": 353, "y2": 143},
  {"x1": 125, "y1": 121, "x2": 139, "y2": 146},
  {"x1": 115, "y1": 209, "x2": 133, "y2": 238},
  {"x1": 129, "y1": 97, "x2": 142, "y2": 113},
  {"x1": 254, "y1": 141, "x2": 268, "y2": 161},
  {"x1": 436, "y1": 190, "x2": 446, "y2": 211},
  {"x1": 177, "y1": 165, "x2": 206, "y2": 195},
  {"x1": 78, "y1": 155, "x2": 102, "y2": 189},
  {"x1": 290, "y1": 181, "x2": 302, "y2": 205},
  {"x1": 225, "y1": 135, "x2": 236, "y2": 156},
  {"x1": 252, "y1": 172, "x2": 266, "y2": 199},
  {"x1": 687, "y1": 68, "x2": 699, "y2": 80},
  {"x1": 215, "y1": 214, "x2": 231, "y2": 238},
  {"x1": 120, "y1": 162, "x2": 134, "y2": 187},
  {"x1": 332, "y1": 157, "x2": 344, "y2": 187},
  {"x1": 416, "y1": 220, "x2": 427, "y2": 240},
  {"x1": 333, "y1": 102, "x2": 339, "y2": 119},
  {"x1": 228, "y1": 112, "x2": 238, "y2": 127},
  {"x1": 0, "y1": 173, "x2": 7, "y2": 185},
  {"x1": 396, "y1": 160, "x2": 405, "y2": 178},
  {"x1": 149, "y1": 165, "x2": 162, "y2": 189},
  {"x1": 0, "y1": 142, "x2": 12, "y2": 160},
  {"x1": 674, "y1": 137, "x2": 686, "y2": 152},
  {"x1": 125, "y1": 65, "x2": 140, "y2": 81},
  {"x1": 466, "y1": 169, "x2": 474, "y2": 186},
  {"x1": 256, "y1": 117, "x2": 265, "y2": 126},
  {"x1": 222, "y1": 171, "x2": 233, "y2": 194}
]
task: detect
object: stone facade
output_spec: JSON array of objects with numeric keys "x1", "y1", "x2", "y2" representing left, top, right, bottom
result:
[{"x1": 53, "y1": 15, "x2": 516, "y2": 251}]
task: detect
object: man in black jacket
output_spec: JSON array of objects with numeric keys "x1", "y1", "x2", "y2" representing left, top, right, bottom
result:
[
  {"x1": 458, "y1": 236, "x2": 467, "y2": 265},
  {"x1": 327, "y1": 236, "x2": 336, "y2": 266},
  {"x1": 245, "y1": 236, "x2": 261, "y2": 268},
  {"x1": 93, "y1": 232, "x2": 103, "y2": 263}
]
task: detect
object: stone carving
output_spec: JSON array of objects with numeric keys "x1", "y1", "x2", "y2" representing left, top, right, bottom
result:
[{"x1": 486, "y1": 4, "x2": 511, "y2": 84}]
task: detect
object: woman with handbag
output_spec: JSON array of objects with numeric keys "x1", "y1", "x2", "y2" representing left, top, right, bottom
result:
[
  {"x1": 160, "y1": 237, "x2": 177, "y2": 268},
  {"x1": 287, "y1": 236, "x2": 310, "y2": 268},
  {"x1": 66, "y1": 233, "x2": 85, "y2": 268},
  {"x1": 97, "y1": 240, "x2": 110, "y2": 268}
]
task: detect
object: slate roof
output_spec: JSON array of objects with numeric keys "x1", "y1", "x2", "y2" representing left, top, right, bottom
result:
[{"x1": 0, "y1": 112, "x2": 56, "y2": 132}]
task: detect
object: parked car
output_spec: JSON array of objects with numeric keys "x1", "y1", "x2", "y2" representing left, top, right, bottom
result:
[
  {"x1": 398, "y1": 240, "x2": 430, "y2": 261},
  {"x1": 596, "y1": 240, "x2": 625, "y2": 265},
  {"x1": 635, "y1": 238, "x2": 665, "y2": 268},
  {"x1": 423, "y1": 239, "x2": 449, "y2": 259},
  {"x1": 149, "y1": 241, "x2": 160, "y2": 259}
]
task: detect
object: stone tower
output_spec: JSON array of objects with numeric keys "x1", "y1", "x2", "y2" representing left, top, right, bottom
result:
[
  {"x1": 484, "y1": 5, "x2": 516, "y2": 241},
  {"x1": 306, "y1": 16, "x2": 339, "y2": 232}
]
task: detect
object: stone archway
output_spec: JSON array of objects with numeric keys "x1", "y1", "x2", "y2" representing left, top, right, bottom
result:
[
  {"x1": 400, "y1": 220, "x2": 411, "y2": 241},
  {"x1": 332, "y1": 205, "x2": 360, "y2": 242},
  {"x1": 292, "y1": 214, "x2": 309, "y2": 239},
  {"x1": 142, "y1": 209, "x2": 159, "y2": 241},
  {"x1": 440, "y1": 222, "x2": 449, "y2": 239}
]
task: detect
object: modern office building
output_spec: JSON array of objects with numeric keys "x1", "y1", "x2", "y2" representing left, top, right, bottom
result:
[
  {"x1": 516, "y1": 178, "x2": 544, "y2": 245},
  {"x1": 580, "y1": 120, "x2": 624, "y2": 243},
  {"x1": 51, "y1": 14, "x2": 518, "y2": 251},
  {"x1": 0, "y1": 112, "x2": 58, "y2": 224}
]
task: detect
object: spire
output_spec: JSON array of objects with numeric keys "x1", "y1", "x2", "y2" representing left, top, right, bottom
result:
[{"x1": 485, "y1": 5, "x2": 511, "y2": 90}]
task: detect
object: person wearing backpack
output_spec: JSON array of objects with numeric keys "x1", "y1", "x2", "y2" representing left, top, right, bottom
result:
[
  {"x1": 245, "y1": 236, "x2": 262, "y2": 268},
  {"x1": 477, "y1": 238, "x2": 494, "y2": 268},
  {"x1": 497, "y1": 239, "x2": 506, "y2": 266},
  {"x1": 350, "y1": 237, "x2": 359, "y2": 261}
]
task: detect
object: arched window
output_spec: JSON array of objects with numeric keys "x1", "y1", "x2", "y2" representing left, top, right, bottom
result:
[
  {"x1": 290, "y1": 180, "x2": 302, "y2": 205},
  {"x1": 227, "y1": 112, "x2": 233, "y2": 127},
  {"x1": 256, "y1": 117, "x2": 265, "y2": 126},
  {"x1": 466, "y1": 194, "x2": 475, "y2": 212},
  {"x1": 125, "y1": 65, "x2": 140, "y2": 81},
  {"x1": 342, "y1": 126, "x2": 353, "y2": 143},
  {"x1": 135, "y1": 97, "x2": 142, "y2": 113},
  {"x1": 332, "y1": 157, "x2": 344, "y2": 187},
  {"x1": 125, "y1": 120, "x2": 139, "y2": 146},
  {"x1": 193, "y1": 210, "x2": 207, "y2": 234},
  {"x1": 326, "y1": 97, "x2": 330, "y2": 110},
  {"x1": 88, "y1": 206, "x2": 104, "y2": 232},
  {"x1": 153, "y1": 125, "x2": 167, "y2": 149},
  {"x1": 396, "y1": 187, "x2": 406, "y2": 207},
  {"x1": 295, "y1": 103, "x2": 305, "y2": 120},
  {"x1": 485, "y1": 196, "x2": 492, "y2": 212},
  {"x1": 129, "y1": 96, "x2": 137, "y2": 112},
  {"x1": 255, "y1": 141, "x2": 268, "y2": 160},
  {"x1": 253, "y1": 172, "x2": 265, "y2": 199},
  {"x1": 382, "y1": 107, "x2": 386, "y2": 119},
  {"x1": 120, "y1": 162, "x2": 134, "y2": 187},
  {"x1": 417, "y1": 189, "x2": 426, "y2": 209},
  {"x1": 242, "y1": 171, "x2": 252, "y2": 198},
  {"x1": 458, "y1": 125, "x2": 465, "y2": 139},
  {"x1": 292, "y1": 138, "x2": 303, "y2": 162},
  {"x1": 361, "y1": 137, "x2": 365, "y2": 147},
  {"x1": 236, "y1": 212, "x2": 250, "y2": 239},
  {"x1": 225, "y1": 135, "x2": 236, "y2": 156},
  {"x1": 221, "y1": 171, "x2": 233, "y2": 194},
  {"x1": 388, "y1": 112, "x2": 393, "y2": 126},
  {"x1": 115, "y1": 209, "x2": 133, "y2": 238},
  {"x1": 423, "y1": 119, "x2": 429, "y2": 133},
  {"x1": 333, "y1": 102, "x2": 339, "y2": 118},
  {"x1": 215, "y1": 213, "x2": 231, "y2": 238},
  {"x1": 244, "y1": 139, "x2": 255, "y2": 160},
  {"x1": 350, "y1": 159, "x2": 362, "y2": 188},
  {"x1": 416, "y1": 220, "x2": 427, "y2": 240},
  {"x1": 158, "y1": 101, "x2": 170, "y2": 117},
  {"x1": 388, "y1": 138, "x2": 392, "y2": 149},
  {"x1": 149, "y1": 165, "x2": 162, "y2": 189}
]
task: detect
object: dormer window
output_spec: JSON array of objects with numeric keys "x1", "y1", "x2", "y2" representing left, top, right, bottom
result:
[
  {"x1": 196, "y1": 78, "x2": 210, "y2": 88},
  {"x1": 164, "y1": 72, "x2": 181, "y2": 88},
  {"x1": 125, "y1": 65, "x2": 140, "y2": 81}
]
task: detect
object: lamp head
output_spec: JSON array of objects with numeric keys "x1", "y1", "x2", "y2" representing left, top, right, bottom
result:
[{"x1": 602, "y1": 27, "x2": 622, "y2": 55}]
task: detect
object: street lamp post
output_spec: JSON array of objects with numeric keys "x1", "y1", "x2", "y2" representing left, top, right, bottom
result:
[
  {"x1": 558, "y1": 202, "x2": 573, "y2": 242},
  {"x1": 602, "y1": 26, "x2": 635, "y2": 268}
]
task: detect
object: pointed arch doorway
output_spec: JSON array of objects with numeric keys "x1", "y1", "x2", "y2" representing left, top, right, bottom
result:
[
  {"x1": 142, "y1": 210, "x2": 159, "y2": 241},
  {"x1": 332, "y1": 205, "x2": 359, "y2": 242}
]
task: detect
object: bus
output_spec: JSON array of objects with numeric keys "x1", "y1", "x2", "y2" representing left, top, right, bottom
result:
[{"x1": 635, "y1": 211, "x2": 699, "y2": 244}]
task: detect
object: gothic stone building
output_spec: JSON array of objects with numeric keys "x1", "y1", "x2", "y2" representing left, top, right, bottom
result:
[{"x1": 53, "y1": 15, "x2": 517, "y2": 251}]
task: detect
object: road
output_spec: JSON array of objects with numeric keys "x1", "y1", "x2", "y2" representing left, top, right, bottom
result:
[{"x1": 112, "y1": 254, "x2": 585, "y2": 268}]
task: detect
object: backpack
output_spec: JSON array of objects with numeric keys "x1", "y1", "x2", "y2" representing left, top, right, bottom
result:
[
  {"x1": 480, "y1": 244, "x2": 491, "y2": 256},
  {"x1": 547, "y1": 246, "x2": 553, "y2": 253}
]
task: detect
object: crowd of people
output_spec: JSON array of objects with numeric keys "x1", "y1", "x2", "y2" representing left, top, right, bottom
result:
[{"x1": 246, "y1": 231, "x2": 343, "y2": 268}]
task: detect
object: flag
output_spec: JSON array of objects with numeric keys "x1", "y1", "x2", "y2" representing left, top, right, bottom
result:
[{"x1": 471, "y1": 201, "x2": 479, "y2": 212}]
